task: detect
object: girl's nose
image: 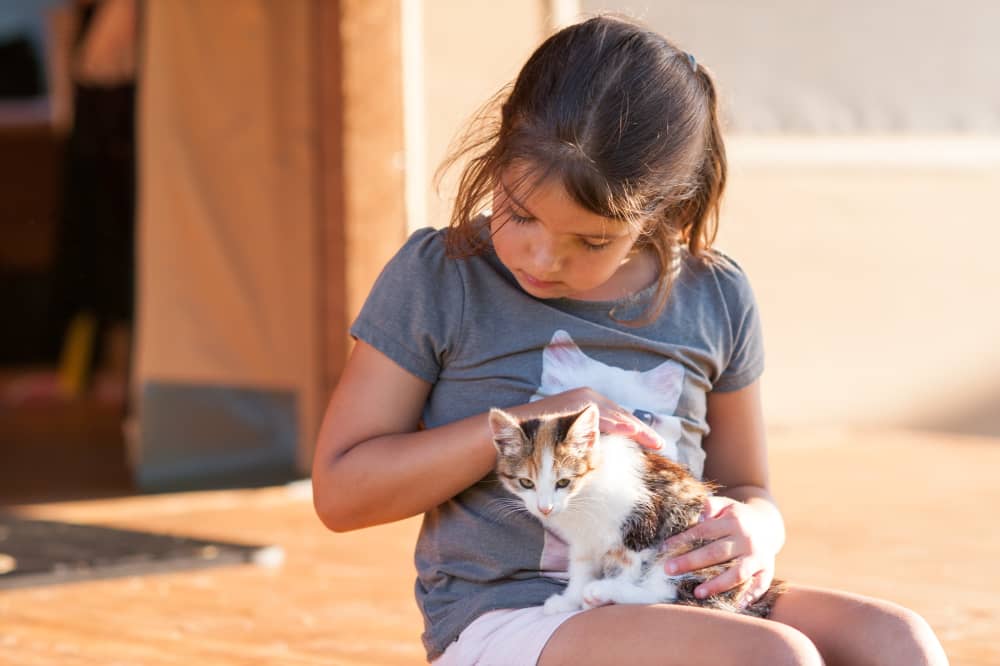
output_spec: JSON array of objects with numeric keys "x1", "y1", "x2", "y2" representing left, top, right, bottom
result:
[{"x1": 531, "y1": 237, "x2": 563, "y2": 273}]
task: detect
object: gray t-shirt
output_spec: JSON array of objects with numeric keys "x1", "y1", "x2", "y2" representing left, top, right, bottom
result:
[{"x1": 350, "y1": 226, "x2": 764, "y2": 661}]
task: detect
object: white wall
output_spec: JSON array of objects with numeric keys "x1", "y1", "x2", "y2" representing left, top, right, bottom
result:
[
  {"x1": 411, "y1": 0, "x2": 548, "y2": 230},
  {"x1": 720, "y1": 137, "x2": 1000, "y2": 434},
  {"x1": 581, "y1": 0, "x2": 1000, "y2": 132}
]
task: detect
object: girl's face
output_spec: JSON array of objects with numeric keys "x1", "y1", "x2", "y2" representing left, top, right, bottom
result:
[{"x1": 490, "y1": 167, "x2": 653, "y2": 301}]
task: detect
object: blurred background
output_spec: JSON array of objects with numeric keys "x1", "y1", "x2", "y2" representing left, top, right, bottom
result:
[{"x1": 1, "y1": 0, "x2": 998, "y2": 503}]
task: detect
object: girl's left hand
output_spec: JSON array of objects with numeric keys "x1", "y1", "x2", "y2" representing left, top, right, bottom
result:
[{"x1": 660, "y1": 496, "x2": 779, "y2": 606}]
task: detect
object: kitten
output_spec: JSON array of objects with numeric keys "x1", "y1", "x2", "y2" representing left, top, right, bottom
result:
[{"x1": 488, "y1": 403, "x2": 784, "y2": 618}]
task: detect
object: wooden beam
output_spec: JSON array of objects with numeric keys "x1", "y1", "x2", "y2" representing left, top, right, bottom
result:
[{"x1": 316, "y1": 0, "x2": 407, "y2": 403}]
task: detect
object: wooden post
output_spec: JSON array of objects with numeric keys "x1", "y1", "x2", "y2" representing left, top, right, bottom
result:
[{"x1": 315, "y1": 0, "x2": 407, "y2": 412}]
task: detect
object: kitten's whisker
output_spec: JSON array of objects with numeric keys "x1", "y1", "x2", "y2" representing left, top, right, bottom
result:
[{"x1": 482, "y1": 498, "x2": 532, "y2": 522}]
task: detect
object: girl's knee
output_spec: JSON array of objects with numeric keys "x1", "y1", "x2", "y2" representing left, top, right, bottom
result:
[
  {"x1": 881, "y1": 605, "x2": 949, "y2": 666},
  {"x1": 837, "y1": 598, "x2": 947, "y2": 666},
  {"x1": 760, "y1": 624, "x2": 824, "y2": 666}
]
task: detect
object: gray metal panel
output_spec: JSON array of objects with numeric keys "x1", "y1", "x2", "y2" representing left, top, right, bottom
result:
[{"x1": 137, "y1": 382, "x2": 300, "y2": 492}]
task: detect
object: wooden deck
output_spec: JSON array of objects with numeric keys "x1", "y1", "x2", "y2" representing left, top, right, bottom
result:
[{"x1": 1, "y1": 427, "x2": 998, "y2": 665}]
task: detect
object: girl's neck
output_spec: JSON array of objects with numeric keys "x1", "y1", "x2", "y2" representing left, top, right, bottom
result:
[{"x1": 570, "y1": 246, "x2": 659, "y2": 302}]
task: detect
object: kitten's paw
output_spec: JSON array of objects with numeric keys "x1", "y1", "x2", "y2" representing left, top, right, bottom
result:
[
  {"x1": 543, "y1": 592, "x2": 581, "y2": 615},
  {"x1": 582, "y1": 580, "x2": 617, "y2": 609}
]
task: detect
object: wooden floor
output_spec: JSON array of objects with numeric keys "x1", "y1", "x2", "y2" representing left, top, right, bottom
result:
[{"x1": 1, "y1": 427, "x2": 998, "y2": 665}]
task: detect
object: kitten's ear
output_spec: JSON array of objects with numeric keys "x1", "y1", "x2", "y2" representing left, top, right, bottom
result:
[
  {"x1": 564, "y1": 403, "x2": 600, "y2": 454},
  {"x1": 489, "y1": 408, "x2": 526, "y2": 457}
]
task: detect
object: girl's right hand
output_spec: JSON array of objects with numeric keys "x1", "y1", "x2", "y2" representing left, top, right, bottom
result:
[{"x1": 519, "y1": 387, "x2": 666, "y2": 451}]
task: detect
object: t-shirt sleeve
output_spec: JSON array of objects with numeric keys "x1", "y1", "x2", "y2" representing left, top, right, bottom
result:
[
  {"x1": 711, "y1": 255, "x2": 765, "y2": 392},
  {"x1": 349, "y1": 228, "x2": 464, "y2": 384}
]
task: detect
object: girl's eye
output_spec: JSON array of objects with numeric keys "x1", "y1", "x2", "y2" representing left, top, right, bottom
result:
[
  {"x1": 519, "y1": 478, "x2": 535, "y2": 489},
  {"x1": 581, "y1": 239, "x2": 612, "y2": 252},
  {"x1": 555, "y1": 478, "x2": 571, "y2": 489},
  {"x1": 508, "y1": 209, "x2": 533, "y2": 225}
]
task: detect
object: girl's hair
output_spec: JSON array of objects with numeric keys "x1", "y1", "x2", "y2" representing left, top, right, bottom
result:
[{"x1": 439, "y1": 15, "x2": 728, "y2": 325}]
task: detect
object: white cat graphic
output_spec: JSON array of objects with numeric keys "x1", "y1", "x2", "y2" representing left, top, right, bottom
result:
[{"x1": 530, "y1": 329, "x2": 687, "y2": 578}]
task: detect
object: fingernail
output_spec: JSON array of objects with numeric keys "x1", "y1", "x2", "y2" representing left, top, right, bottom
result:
[
  {"x1": 695, "y1": 587, "x2": 708, "y2": 599},
  {"x1": 666, "y1": 562, "x2": 678, "y2": 574}
]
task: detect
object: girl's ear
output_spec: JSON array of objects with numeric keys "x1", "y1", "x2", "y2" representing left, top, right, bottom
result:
[
  {"x1": 489, "y1": 408, "x2": 527, "y2": 457},
  {"x1": 564, "y1": 403, "x2": 600, "y2": 454}
]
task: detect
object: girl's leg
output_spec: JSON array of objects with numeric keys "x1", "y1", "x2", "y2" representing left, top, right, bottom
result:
[
  {"x1": 769, "y1": 584, "x2": 949, "y2": 666},
  {"x1": 538, "y1": 603, "x2": 823, "y2": 666}
]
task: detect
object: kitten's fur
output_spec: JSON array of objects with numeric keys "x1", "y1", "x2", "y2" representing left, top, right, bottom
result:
[{"x1": 489, "y1": 403, "x2": 784, "y2": 617}]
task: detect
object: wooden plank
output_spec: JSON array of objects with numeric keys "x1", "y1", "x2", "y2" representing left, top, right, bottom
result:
[
  {"x1": 314, "y1": 0, "x2": 346, "y2": 406},
  {"x1": 339, "y1": 0, "x2": 408, "y2": 333}
]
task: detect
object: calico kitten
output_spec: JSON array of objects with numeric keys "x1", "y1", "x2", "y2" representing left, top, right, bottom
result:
[{"x1": 488, "y1": 403, "x2": 784, "y2": 618}]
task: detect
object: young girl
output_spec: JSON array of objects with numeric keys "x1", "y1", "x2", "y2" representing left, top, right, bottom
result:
[{"x1": 312, "y1": 15, "x2": 948, "y2": 666}]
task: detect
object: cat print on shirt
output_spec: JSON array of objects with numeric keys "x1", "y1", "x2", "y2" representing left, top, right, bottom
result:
[
  {"x1": 529, "y1": 330, "x2": 687, "y2": 578},
  {"x1": 530, "y1": 330, "x2": 685, "y2": 463}
]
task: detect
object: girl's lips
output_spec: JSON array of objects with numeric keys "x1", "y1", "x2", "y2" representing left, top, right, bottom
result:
[{"x1": 519, "y1": 270, "x2": 560, "y2": 288}]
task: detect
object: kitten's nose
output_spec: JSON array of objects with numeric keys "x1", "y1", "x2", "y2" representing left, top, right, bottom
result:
[{"x1": 538, "y1": 504, "x2": 553, "y2": 516}]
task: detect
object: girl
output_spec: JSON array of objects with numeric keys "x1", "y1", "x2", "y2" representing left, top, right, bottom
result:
[{"x1": 312, "y1": 15, "x2": 948, "y2": 666}]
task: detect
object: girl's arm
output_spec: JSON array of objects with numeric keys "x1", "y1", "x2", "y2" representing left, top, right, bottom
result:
[
  {"x1": 662, "y1": 379, "x2": 785, "y2": 601},
  {"x1": 702, "y1": 379, "x2": 785, "y2": 552},
  {"x1": 312, "y1": 340, "x2": 494, "y2": 532},
  {"x1": 312, "y1": 340, "x2": 665, "y2": 533}
]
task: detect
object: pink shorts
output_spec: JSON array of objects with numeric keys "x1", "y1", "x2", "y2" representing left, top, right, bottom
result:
[{"x1": 433, "y1": 606, "x2": 582, "y2": 666}]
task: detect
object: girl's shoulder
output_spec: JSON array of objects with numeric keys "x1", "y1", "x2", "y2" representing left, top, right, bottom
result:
[
  {"x1": 387, "y1": 224, "x2": 510, "y2": 290},
  {"x1": 682, "y1": 246, "x2": 751, "y2": 281},
  {"x1": 395, "y1": 226, "x2": 449, "y2": 263},
  {"x1": 353, "y1": 227, "x2": 468, "y2": 383},
  {"x1": 676, "y1": 247, "x2": 757, "y2": 302},
  {"x1": 375, "y1": 226, "x2": 464, "y2": 286}
]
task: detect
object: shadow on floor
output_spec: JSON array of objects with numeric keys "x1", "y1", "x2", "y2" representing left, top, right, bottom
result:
[{"x1": 911, "y1": 380, "x2": 1000, "y2": 441}]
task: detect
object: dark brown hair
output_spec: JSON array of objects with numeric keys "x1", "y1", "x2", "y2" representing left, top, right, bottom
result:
[{"x1": 440, "y1": 15, "x2": 727, "y2": 324}]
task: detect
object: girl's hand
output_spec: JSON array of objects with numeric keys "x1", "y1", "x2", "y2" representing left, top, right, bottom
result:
[
  {"x1": 661, "y1": 495, "x2": 780, "y2": 606},
  {"x1": 520, "y1": 387, "x2": 666, "y2": 451}
]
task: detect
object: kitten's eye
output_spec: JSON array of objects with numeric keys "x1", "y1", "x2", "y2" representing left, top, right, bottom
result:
[
  {"x1": 555, "y1": 478, "x2": 571, "y2": 489},
  {"x1": 518, "y1": 478, "x2": 535, "y2": 489}
]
